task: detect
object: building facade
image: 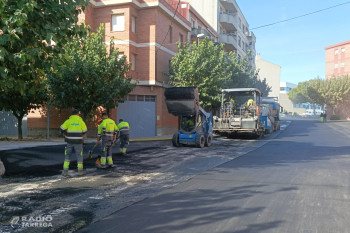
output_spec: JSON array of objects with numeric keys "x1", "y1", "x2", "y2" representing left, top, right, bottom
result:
[
  {"x1": 184, "y1": 0, "x2": 256, "y2": 67},
  {"x1": 325, "y1": 40, "x2": 350, "y2": 79},
  {"x1": 26, "y1": 0, "x2": 218, "y2": 138},
  {"x1": 255, "y1": 54, "x2": 281, "y2": 100}
]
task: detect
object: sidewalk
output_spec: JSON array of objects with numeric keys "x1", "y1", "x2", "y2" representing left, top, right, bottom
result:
[{"x1": 0, "y1": 134, "x2": 173, "y2": 151}]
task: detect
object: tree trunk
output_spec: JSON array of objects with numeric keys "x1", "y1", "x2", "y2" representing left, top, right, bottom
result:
[{"x1": 13, "y1": 113, "x2": 25, "y2": 140}]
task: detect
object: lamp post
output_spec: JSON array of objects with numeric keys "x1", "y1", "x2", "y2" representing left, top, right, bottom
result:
[{"x1": 197, "y1": 33, "x2": 205, "y2": 44}]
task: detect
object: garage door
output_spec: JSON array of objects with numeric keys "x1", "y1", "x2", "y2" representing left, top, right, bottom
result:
[
  {"x1": 0, "y1": 110, "x2": 27, "y2": 136},
  {"x1": 117, "y1": 95, "x2": 156, "y2": 138}
]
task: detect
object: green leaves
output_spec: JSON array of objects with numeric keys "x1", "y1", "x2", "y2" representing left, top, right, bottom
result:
[
  {"x1": 47, "y1": 24, "x2": 137, "y2": 121},
  {"x1": 167, "y1": 38, "x2": 270, "y2": 110}
]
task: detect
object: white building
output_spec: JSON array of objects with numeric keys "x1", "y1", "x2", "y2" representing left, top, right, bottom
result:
[
  {"x1": 255, "y1": 54, "x2": 281, "y2": 100},
  {"x1": 185, "y1": 0, "x2": 256, "y2": 67}
]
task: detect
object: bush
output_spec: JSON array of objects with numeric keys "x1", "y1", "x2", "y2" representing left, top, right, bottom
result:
[{"x1": 330, "y1": 115, "x2": 341, "y2": 120}]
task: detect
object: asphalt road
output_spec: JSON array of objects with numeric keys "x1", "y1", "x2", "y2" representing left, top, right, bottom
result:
[{"x1": 78, "y1": 120, "x2": 350, "y2": 233}]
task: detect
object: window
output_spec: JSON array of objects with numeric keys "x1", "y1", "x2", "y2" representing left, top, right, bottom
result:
[
  {"x1": 334, "y1": 63, "x2": 338, "y2": 69},
  {"x1": 198, "y1": 25, "x2": 202, "y2": 30},
  {"x1": 238, "y1": 54, "x2": 241, "y2": 60},
  {"x1": 342, "y1": 48, "x2": 346, "y2": 54},
  {"x1": 242, "y1": 42, "x2": 245, "y2": 51},
  {"x1": 169, "y1": 26, "x2": 172, "y2": 43},
  {"x1": 238, "y1": 36, "x2": 241, "y2": 47},
  {"x1": 179, "y1": 33, "x2": 183, "y2": 49},
  {"x1": 131, "y1": 15, "x2": 136, "y2": 33},
  {"x1": 341, "y1": 62, "x2": 345, "y2": 68},
  {"x1": 239, "y1": 18, "x2": 242, "y2": 28},
  {"x1": 243, "y1": 25, "x2": 245, "y2": 33},
  {"x1": 131, "y1": 53, "x2": 136, "y2": 71},
  {"x1": 111, "y1": 14, "x2": 125, "y2": 31},
  {"x1": 280, "y1": 87, "x2": 284, "y2": 91},
  {"x1": 191, "y1": 19, "x2": 195, "y2": 28},
  {"x1": 335, "y1": 49, "x2": 338, "y2": 55}
]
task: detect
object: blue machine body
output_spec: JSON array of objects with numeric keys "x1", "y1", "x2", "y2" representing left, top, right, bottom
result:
[{"x1": 260, "y1": 116, "x2": 272, "y2": 131}]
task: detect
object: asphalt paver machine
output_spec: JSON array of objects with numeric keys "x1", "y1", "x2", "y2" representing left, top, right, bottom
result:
[
  {"x1": 213, "y1": 88, "x2": 265, "y2": 138},
  {"x1": 164, "y1": 87, "x2": 213, "y2": 148}
]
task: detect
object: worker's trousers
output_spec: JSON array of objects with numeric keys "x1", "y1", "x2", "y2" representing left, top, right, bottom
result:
[
  {"x1": 101, "y1": 140, "x2": 113, "y2": 166},
  {"x1": 119, "y1": 134, "x2": 130, "y2": 154},
  {"x1": 64, "y1": 143, "x2": 83, "y2": 171}
]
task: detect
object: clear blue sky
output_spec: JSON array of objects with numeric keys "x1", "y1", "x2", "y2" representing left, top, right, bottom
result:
[{"x1": 237, "y1": 0, "x2": 350, "y2": 84}]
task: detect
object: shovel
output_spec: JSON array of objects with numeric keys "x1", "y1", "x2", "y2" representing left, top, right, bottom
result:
[{"x1": 87, "y1": 145, "x2": 96, "y2": 159}]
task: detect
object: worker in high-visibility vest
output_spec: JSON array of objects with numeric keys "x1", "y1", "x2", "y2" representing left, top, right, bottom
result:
[
  {"x1": 59, "y1": 109, "x2": 87, "y2": 177},
  {"x1": 96, "y1": 113, "x2": 118, "y2": 168},
  {"x1": 116, "y1": 119, "x2": 130, "y2": 156},
  {"x1": 247, "y1": 99, "x2": 255, "y2": 106}
]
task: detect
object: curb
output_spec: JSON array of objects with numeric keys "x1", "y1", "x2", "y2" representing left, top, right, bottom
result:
[{"x1": 130, "y1": 138, "x2": 172, "y2": 142}]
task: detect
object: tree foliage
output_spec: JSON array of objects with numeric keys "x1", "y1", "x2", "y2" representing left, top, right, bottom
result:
[
  {"x1": 0, "y1": 0, "x2": 90, "y2": 139},
  {"x1": 288, "y1": 81, "x2": 311, "y2": 104},
  {"x1": 167, "y1": 38, "x2": 270, "y2": 110},
  {"x1": 0, "y1": 0, "x2": 90, "y2": 90},
  {"x1": 47, "y1": 24, "x2": 137, "y2": 120}
]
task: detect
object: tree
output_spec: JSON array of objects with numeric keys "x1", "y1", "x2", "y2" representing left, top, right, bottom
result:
[
  {"x1": 0, "y1": 0, "x2": 90, "y2": 139},
  {"x1": 47, "y1": 24, "x2": 137, "y2": 120},
  {"x1": 0, "y1": 79, "x2": 47, "y2": 139},
  {"x1": 288, "y1": 81, "x2": 311, "y2": 105},
  {"x1": 167, "y1": 38, "x2": 235, "y2": 110},
  {"x1": 321, "y1": 75, "x2": 350, "y2": 115}
]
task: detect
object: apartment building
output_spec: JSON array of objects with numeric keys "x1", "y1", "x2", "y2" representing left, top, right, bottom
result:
[
  {"x1": 255, "y1": 54, "x2": 281, "y2": 100},
  {"x1": 184, "y1": 0, "x2": 256, "y2": 67},
  {"x1": 325, "y1": 40, "x2": 350, "y2": 79},
  {"x1": 24, "y1": 0, "x2": 218, "y2": 138}
]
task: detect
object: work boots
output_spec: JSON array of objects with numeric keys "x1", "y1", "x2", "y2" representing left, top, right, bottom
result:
[{"x1": 62, "y1": 170, "x2": 69, "y2": 177}]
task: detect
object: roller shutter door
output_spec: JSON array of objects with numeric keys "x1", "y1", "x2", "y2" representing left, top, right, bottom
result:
[{"x1": 117, "y1": 95, "x2": 156, "y2": 138}]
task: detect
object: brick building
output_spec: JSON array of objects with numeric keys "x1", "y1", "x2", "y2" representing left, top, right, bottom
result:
[
  {"x1": 26, "y1": 0, "x2": 218, "y2": 138},
  {"x1": 324, "y1": 40, "x2": 350, "y2": 119},
  {"x1": 325, "y1": 40, "x2": 350, "y2": 79}
]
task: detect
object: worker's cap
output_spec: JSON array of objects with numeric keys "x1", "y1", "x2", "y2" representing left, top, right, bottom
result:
[
  {"x1": 72, "y1": 109, "x2": 80, "y2": 115},
  {"x1": 97, "y1": 119, "x2": 103, "y2": 124},
  {"x1": 119, "y1": 119, "x2": 123, "y2": 122},
  {"x1": 102, "y1": 112, "x2": 108, "y2": 117}
]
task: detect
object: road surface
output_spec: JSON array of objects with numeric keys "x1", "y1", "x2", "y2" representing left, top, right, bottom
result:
[{"x1": 79, "y1": 120, "x2": 350, "y2": 233}]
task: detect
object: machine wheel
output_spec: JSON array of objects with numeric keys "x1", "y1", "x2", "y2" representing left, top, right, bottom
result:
[
  {"x1": 205, "y1": 134, "x2": 212, "y2": 147},
  {"x1": 172, "y1": 134, "x2": 180, "y2": 147},
  {"x1": 195, "y1": 134, "x2": 205, "y2": 148}
]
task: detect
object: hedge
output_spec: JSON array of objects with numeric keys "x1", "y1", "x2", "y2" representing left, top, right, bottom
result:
[{"x1": 330, "y1": 115, "x2": 341, "y2": 120}]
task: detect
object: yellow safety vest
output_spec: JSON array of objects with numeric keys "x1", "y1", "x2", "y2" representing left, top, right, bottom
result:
[
  {"x1": 98, "y1": 118, "x2": 118, "y2": 140},
  {"x1": 60, "y1": 115, "x2": 87, "y2": 144}
]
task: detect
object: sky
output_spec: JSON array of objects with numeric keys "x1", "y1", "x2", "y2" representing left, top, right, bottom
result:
[{"x1": 236, "y1": 0, "x2": 350, "y2": 84}]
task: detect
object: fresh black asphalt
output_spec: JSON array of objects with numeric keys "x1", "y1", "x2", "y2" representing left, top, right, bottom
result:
[{"x1": 77, "y1": 120, "x2": 350, "y2": 233}]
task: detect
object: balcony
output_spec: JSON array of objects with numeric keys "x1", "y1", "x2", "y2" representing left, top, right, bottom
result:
[
  {"x1": 219, "y1": 12, "x2": 238, "y2": 32},
  {"x1": 245, "y1": 31, "x2": 256, "y2": 42},
  {"x1": 191, "y1": 28, "x2": 212, "y2": 40},
  {"x1": 219, "y1": 33, "x2": 238, "y2": 52},
  {"x1": 219, "y1": 0, "x2": 238, "y2": 13}
]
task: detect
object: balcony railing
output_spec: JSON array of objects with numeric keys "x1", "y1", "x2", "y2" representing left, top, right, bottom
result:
[
  {"x1": 219, "y1": 0, "x2": 238, "y2": 13},
  {"x1": 219, "y1": 12, "x2": 238, "y2": 32}
]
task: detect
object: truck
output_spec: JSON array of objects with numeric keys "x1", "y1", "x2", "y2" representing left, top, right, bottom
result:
[
  {"x1": 212, "y1": 88, "x2": 265, "y2": 138},
  {"x1": 260, "y1": 97, "x2": 281, "y2": 134},
  {"x1": 164, "y1": 87, "x2": 213, "y2": 148}
]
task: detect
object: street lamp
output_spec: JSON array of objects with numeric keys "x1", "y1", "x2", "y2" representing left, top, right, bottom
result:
[{"x1": 197, "y1": 34, "x2": 205, "y2": 44}]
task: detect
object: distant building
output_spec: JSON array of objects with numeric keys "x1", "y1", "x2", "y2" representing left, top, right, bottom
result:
[
  {"x1": 279, "y1": 82, "x2": 322, "y2": 115},
  {"x1": 255, "y1": 54, "x2": 281, "y2": 100},
  {"x1": 325, "y1": 40, "x2": 350, "y2": 79},
  {"x1": 184, "y1": 0, "x2": 256, "y2": 67}
]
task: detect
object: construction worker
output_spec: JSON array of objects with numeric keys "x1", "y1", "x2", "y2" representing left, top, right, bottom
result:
[
  {"x1": 96, "y1": 113, "x2": 118, "y2": 168},
  {"x1": 116, "y1": 119, "x2": 130, "y2": 156},
  {"x1": 247, "y1": 99, "x2": 255, "y2": 106},
  {"x1": 231, "y1": 98, "x2": 235, "y2": 106},
  {"x1": 59, "y1": 109, "x2": 87, "y2": 177}
]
